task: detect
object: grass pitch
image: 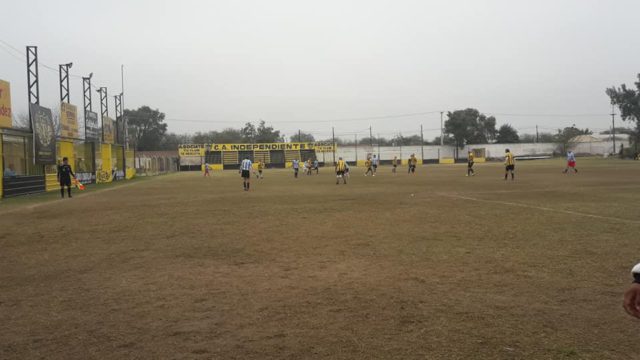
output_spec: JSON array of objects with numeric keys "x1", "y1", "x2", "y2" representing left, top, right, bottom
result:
[{"x1": 1, "y1": 159, "x2": 639, "y2": 359}]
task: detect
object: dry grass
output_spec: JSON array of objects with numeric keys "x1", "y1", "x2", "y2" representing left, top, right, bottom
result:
[{"x1": 1, "y1": 159, "x2": 639, "y2": 359}]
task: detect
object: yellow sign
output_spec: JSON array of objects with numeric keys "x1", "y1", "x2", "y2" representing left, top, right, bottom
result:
[
  {"x1": 178, "y1": 142, "x2": 336, "y2": 157},
  {"x1": 178, "y1": 144, "x2": 205, "y2": 156},
  {"x1": 103, "y1": 116, "x2": 115, "y2": 144},
  {"x1": 0, "y1": 80, "x2": 12, "y2": 128},
  {"x1": 60, "y1": 102, "x2": 79, "y2": 138}
]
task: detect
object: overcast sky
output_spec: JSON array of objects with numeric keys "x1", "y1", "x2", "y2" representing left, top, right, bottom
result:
[{"x1": 1, "y1": 0, "x2": 639, "y2": 141}]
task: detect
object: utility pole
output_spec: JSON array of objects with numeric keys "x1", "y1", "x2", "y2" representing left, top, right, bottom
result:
[
  {"x1": 332, "y1": 126, "x2": 336, "y2": 164},
  {"x1": 440, "y1": 111, "x2": 444, "y2": 146},
  {"x1": 298, "y1": 129, "x2": 301, "y2": 142},
  {"x1": 355, "y1": 134, "x2": 358, "y2": 162},
  {"x1": 420, "y1": 124, "x2": 424, "y2": 161},
  {"x1": 369, "y1": 126, "x2": 373, "y2": 149},
  {"x1": 535, "y1": 125, "x2": 539, "y2": 143},
  {"x1": 377, "y1": 133, "x2": 381, "y2": 158},
  {"x1": 611, "y1": 103, "x2": 616, "y2": 154}
]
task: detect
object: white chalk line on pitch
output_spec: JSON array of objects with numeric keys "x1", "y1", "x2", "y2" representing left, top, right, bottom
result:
[{"x1": 437, "y1": 192, "x2": 640, "y2": 225}]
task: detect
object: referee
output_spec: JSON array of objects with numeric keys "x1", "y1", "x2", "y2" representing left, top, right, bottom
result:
[{"x1": 239, "y1": 156, "x2": 252, "y2": 191}]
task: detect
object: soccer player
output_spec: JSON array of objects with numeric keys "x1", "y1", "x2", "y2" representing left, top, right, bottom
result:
[
  {"x1": 623, "y1": 262, "x2": 640, "y2": 318},
  {"x1": 504, "y1": 148, "x2": 515, "y2": 181},
  {"x1": 392, "y1": 156, "x2": 398, "y2": 175},
  {"x1": 563, "y1": 150, "x2": 578, "y2": 174},
  {"x1": 408, "y1": 154, "x2": 417, "y2": 174},
  {"x1": 58, "y1": 157, "x2": 76, "y2": 198},
  {"x1": 306, "y1": 159, "x2": 313, "y2": 175},
  {"x1": 372, "y1": 154, "x2": 379, "y2": 175},
  {"x1": 292, "y1": 159, "x2": 299, "y2": 178},
  {"x1": 255, "y1": 160, "x2": 264, "y2": 179},
  {"x1": 467, "y1": 151, "x2": 475, "y2": 177},
  {"x1": 240, "y1": 156, "x2": 252, "y2": 191},
  {"x1": 364, "y1": 157, "x2": 373, "y2": 176},
  {"x1": 313, "y1": 159, "x2": 319, "y2": 174},
  {"x1": 204, "y1": 163, "x2": 211, "y2": 177},
  {"x1": 335, "y1": 157, "x2": 348, "y2": 184}
]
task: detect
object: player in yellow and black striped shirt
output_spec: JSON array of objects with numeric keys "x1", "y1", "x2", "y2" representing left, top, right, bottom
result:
[
  {"x1": 504, "y1": 149, "x2": 515, "y2": 181},
  {"x1": 255, "y1": 160, "x2": 264, "y2": 179},
  {"x1": 335, "y1": 157, "x2": 348, "y2": 184},
  {"x1": 467, "y1": 151, "x2": 475, "y2": 177},
  {"x1": 364, "y1": 158, "x2": 374, "y2": 176}
]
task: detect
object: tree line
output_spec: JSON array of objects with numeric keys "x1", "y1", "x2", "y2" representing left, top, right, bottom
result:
[{"x1": 125, "y1": 73, "x2": 640, "y2": 152}]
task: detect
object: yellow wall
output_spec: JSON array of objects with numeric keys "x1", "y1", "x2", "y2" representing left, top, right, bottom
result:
[
  {"x1": 45, "y1": 174, "x2": 58, "y2": 191},
  {"x1": 474, "y1": 157, "x2": 486, "y2": 163},
  {"x1": 57, "y1": 141, "x2": 75, "y2": 171},
  {"x1": 439, "y1": 157, "x2": 455, "y2": 164},
  {"x1": 97, "y1": 143, "x2": 113, "y2": 183},
  {"x1": 356, "y1": 160, "x2": 366, "y2": 167}
]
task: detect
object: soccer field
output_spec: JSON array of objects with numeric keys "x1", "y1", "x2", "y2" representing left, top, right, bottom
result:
[{"x1": 1, "y1": 159, "x2": 639, "y2": 359}]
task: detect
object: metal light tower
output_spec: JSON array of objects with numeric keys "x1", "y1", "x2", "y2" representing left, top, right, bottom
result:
[
  {"x1": 82, "y1": 73, "x2": 93, "y2": 114},
  {"x1": 97, "y1": 87, "x2": 108, "y2": 142},
  {"x1": 59, "y1": 62, "x2": 73, "y2": 103},
  {"x1": 114, "y1": 93, "x2": 122, "y2": 144},
  {"x1": 26, "y1": 46, "x2": 40, "y2": 130}
]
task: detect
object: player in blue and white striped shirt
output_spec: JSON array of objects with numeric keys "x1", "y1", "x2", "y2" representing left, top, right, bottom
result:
[{"x1": 240, "y1": 157, "x2": 252, "y2": 191}]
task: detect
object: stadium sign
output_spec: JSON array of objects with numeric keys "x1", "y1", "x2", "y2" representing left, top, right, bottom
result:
[
  {"x1": 178, "y1": 142, "x2": 337, "y2": 157},
  {"x1": 29, "y1": 104, "x2": 56, "y2": 164},
  {"x1": 0, "y1": 79, "x2": 12, "y2": 128},
  {"x1": 60, "y1": 102, "x2": 79, "y2": 139}
]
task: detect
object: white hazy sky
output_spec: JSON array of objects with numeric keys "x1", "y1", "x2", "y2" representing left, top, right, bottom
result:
[{"x1": 1, "y1": 0, "x2": 639, "y2": 141}]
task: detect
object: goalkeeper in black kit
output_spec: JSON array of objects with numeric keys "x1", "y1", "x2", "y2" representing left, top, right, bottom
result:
[{"x1": 58, "y1": 157, "x2": 76, "y2": 198}]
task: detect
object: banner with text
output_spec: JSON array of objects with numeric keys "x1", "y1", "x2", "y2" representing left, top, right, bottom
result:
[
  {"x1": 178, "y1": 142, "x2": 337, "y2": 157},
  {"x1": 0, "y1": 79, "x2": 12, "y2": 128},
  {"x1": 102, "y1": 116, "x2": 115, "y2": 144},
  {"x1": 30, "y1": 104, "x2": 56, "y2": 164},
  {"x1": 85, "y1": 111, "x2": 100, "y2": 141},
  {"x1": 60, "y1": 102, "x2": 79, "y2": 138}
]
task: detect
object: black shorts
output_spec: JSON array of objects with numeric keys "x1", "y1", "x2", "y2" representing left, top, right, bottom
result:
[
  {"x1": 506, "y1": 164, "x2": 515, "y2": 171},
  {"x1": 410, "y1": 165, "x2": 416, "y2": 172},
  {"x1": 373, "y1": 165, "x2": 378, "y2": 169},
  {"x1": 468, "y1": 161, "x2": 474, "y2": 168},
  {"x1": 336, "y1": 170, "x2": 344, "y2": 176},
  {"x1": 393, "y1": 164, "x2": 397, "y2": 168},
  {"x1": 60, "y1": 178, "x2": 71, "y2": 187},
  {"x1": 241, "y1": 170, "x2": 251, "y2": 178}
]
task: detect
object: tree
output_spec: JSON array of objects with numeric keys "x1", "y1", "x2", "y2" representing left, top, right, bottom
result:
[
  {"x1": 554, "y1": 125, "x2": 592, "y2": 146},
  {"x1": 606, "y1": 74, "x2": 640, "y2": 152},
  {"x1": 444, "y1": 108, "x2": 497, "y2": 156},
  {"x1": 496, "y1": 124, "x2": 520, "y2": 143},
  {"x1": 240, "y1": 122, "x2": 256, "y2": 143},
  {"x1": 215, "y1": 128, "x2": 243, "y2": 143},
  {"x1": 290, "y1": 131, "x2": 315, "y2": 142},
  {"x1": 159, "y1": 133, "x2": 191, "y2": 150},
  {"x1": 125, "y1": 106, "x2": 168, "y2": 151},
  {"x1": 432, "y1": 135, "x2": 456, "y2": 145},
  {"x1": 391, "y1": 134, "x2": 422, "y2": 146},
  {"x1": 255, "y1": 120, "x2": 283, "y2": 143}
]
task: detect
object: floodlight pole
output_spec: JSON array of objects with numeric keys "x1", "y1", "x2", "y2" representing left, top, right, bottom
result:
[
  {"x1": 59, "y1": 62, "x2": 72, "y2": 103},
  {"x1": 26, "y1": 46, "x2": 40, "y2": 130}
]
